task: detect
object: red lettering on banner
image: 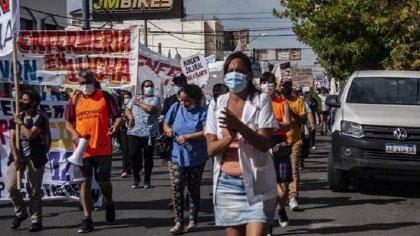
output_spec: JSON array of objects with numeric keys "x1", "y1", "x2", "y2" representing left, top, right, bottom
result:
[
  {"x1": 0, "y1": 0, "x2": 10, "y2": 14},
  {"x1": 0, "y1": 119, "x2": 8, "y2": 145},
  {"x1": 17, "y1": 31, "x2": 30, "y2": 53},
  {"x1": 17, "y1": 30, "x2": 132, "y2": 54},
  {"x1": 118, "y1": 30, "x2": 131, "y2": 52},
  {"x1": 65, "y1": 31, "x2": 77, "y2": 54},
  {"x1": 145, "y1": 57, "x2": 159, "y2": 72},
  {"x1": 92, "y1": 31, "x2": 103, "y2": 54},
  {"x1": 167, "y1": 66, "x2": 182, "y2": 77},
  {"x1": 155, "y1": 63, "x2": 170, "y2": 75}
]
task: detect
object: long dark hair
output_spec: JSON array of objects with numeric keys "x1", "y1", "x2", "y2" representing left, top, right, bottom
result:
[{"x1": 223, "y1": 52, "x2": 259, "y2": 98}]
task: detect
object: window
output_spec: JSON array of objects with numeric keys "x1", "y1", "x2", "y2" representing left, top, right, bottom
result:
[{"x1": 347, "y1": 77, "x2": 420, "y2": 105}]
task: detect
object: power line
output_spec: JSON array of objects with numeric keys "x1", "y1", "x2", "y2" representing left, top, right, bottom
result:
[
  {"x1": 147, "y1": 21, "x2": 208, "y2": 45},
  {"x1": 187, "y1": 11, "x2": 273, "y2": 16}
]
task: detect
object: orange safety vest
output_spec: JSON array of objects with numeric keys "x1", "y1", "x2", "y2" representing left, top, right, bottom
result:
[{"x1": 73, "y1": 90, "x2": 111, "y2": 158}]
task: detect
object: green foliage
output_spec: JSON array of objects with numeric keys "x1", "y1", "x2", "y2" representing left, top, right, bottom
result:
[{"x1": 274, "y1": 0, "x2": 419, "y2": 80}]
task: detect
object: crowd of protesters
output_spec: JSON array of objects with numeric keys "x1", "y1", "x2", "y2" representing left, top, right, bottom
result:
[{"x1": 4, "y1": 52, "x2": 333, "y2": 235}]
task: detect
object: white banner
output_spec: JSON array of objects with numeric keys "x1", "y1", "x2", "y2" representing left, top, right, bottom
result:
[
  {"x1": 0, "y1": 99, "x2": 102, "y2": 205},
  {"x1": 0, "y1": 0, "x2": 19, "y2": 57}
]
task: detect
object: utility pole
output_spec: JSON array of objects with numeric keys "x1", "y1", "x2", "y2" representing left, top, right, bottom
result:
[
  {"x1": 82, "y1": 0, "x2": 90, "y2": 30},
  {"x1": 158, "y1": 43, "x2": 162, "y2": 55},
  {"x1": 144, "y1": 20, "x2": 148, "y2": 47}
]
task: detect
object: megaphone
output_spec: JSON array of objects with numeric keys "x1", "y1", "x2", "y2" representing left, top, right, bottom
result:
[{"x1": 68, "y1": 136, "x2": 90, "y2": 166}]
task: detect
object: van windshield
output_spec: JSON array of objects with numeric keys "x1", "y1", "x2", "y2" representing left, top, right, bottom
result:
[{"x1": 347, "y1": 77, "x2": 420, "y2": 105}]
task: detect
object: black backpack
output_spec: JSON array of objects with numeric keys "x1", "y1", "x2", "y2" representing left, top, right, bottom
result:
[{"x1": 155, "y1": 103, "x2": 180, "y2": 158}]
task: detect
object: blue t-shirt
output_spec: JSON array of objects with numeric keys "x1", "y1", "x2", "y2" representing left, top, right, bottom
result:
[
  {"x1": 164, "y1": 103, "x2": 208, "y2": 167},
  {"x1": 127, "y1": 95, "x2": 161, "y2": 138}
]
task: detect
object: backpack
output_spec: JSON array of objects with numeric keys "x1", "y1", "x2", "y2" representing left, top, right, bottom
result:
[{"x1": 155, "y1": 103, "x2": 180, "y2": 158}]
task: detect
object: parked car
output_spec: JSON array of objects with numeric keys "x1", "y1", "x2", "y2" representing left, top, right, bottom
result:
[{"x1": 326, "y1": 70, "x2": 420, "y2": 192}]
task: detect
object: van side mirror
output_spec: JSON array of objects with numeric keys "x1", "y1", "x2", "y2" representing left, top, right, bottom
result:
[{"x1": 326, "y1": 95, "x2": 341, "y2": 108}]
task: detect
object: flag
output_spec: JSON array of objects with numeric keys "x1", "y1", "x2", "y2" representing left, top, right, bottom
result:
[
  {"x1": 174, "y1": 48, "x2": 182, "y2": 62},
  {"x1": 272, "y1": 63, "x2": 282, "y2": 86},
  {"x1": 233, "y1": 40, "x2": 242, "y2": 52},
  {"x1": 0, "y1": 0, "x2": 19, "y2": 56}
]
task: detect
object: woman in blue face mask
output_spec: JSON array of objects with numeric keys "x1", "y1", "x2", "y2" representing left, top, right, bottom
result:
[
  {"x1": 205, "y1": 52, "x2": 279, "y2": 236},
  {"x1": 125, "y1": 80, "x2": 161, "y2": 189}
]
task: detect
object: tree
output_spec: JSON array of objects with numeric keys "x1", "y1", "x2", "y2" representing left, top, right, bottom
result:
[{"x1": 274, "y1": 0, "x2": 419, "y2": 80}]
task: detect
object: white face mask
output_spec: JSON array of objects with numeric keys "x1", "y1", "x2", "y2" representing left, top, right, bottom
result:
[
  {"x1": 80, "y1": 84, "x2": 95, "y2": 95},
  {"x1": 260, "y1": 83, "x2": 276, "y2": 93},
  {"x1": 124, "y1": 98, "x2": 130, "y2": 105},
  {"x1": 12, "y1": 91, "x2": 16, "y2": 98}
]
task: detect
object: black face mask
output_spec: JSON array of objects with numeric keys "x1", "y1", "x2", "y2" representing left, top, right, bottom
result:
[
  {"x1": 281, "y1": 87, "x2": 293, "y2": 97},
  {"x1": 20, "y1": 102, "x2": 33, "y2": 111}
]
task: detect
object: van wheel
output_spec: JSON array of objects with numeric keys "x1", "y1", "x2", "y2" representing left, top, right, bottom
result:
[{"x1": 328, "y1": 152, "x2": 350, "y2": 192}]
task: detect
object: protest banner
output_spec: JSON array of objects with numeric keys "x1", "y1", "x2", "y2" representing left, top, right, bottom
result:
[
  {"x1": 290, "y1": 68, "x2": 314, "y2": 87},
  {"x1": 137, "y1": 43, "x2": 182, "y2": 96},
  {"x1": 0, "y1": 99, "x2": 102, "y2": 205},
  {"x1": 180, "y1": 54, "x2": 209, "y2": 88},
  {"x1": 0, "y1": 0, "x2": 19, "y2": 57},
  {"x1": 0, "y1": 29, "x2": 139, "y2": 87}
]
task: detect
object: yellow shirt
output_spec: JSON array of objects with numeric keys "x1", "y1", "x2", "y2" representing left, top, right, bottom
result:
[{"x1": 286, "y1": 96, "x2": 306, "y2": 145}]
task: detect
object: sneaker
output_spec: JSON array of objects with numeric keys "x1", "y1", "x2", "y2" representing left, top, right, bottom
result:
[
  {"x1": 11, "y1": 215, "x2": 28, "y2": 229},
  {"x1": 144, "y1": 182, "x2": 153, "y2": 189},
  {"x1": 289, "y1": 197, "x2": 300, "y2": 211},
  {"x1": 132, "y1": 179, "x2": 140, "y2": 189},
  {"x1": 169, "y1": 222, "x2": 184, "y2": 235},
  {"x1": 299, "y1": 161, "x2": 305, "y2": 171},
  {"x1": 278, "y1": 209, "x2": 289, "y2": 228},
  {"x1": 187, "y1": 221, "x2": 198, "y2": 232},
  {"x1": 28, "y1": 222, "x2": 43, "y2": 232},
  {"x1": 77, "y1": 218, "x2": 94, "y2": 233},
  {"x1": 121, "y1": 172, "x2": 129, "y2": 178},
  {"x1": 105, "y1": 203, "x2": 116, "y2": 224},
  {"x1": 311, "y1": 146, "x2": 316, "y2": 150}
]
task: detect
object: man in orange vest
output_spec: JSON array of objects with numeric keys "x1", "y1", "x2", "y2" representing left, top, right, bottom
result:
[{"x1": 65, "y1": 69, "x2": 122, "y2": 233}]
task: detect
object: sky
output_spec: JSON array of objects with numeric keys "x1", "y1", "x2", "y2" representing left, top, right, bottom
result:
[{"x1": 67, "y1": 0, "x2": 317, "y2": 67}]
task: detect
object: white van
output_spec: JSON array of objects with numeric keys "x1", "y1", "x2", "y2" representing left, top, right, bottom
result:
[{"x1": 326, "y1": 70, "x2": 420, "y2": 192}]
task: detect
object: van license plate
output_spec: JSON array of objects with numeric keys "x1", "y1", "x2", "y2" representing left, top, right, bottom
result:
[{"x1": 385, "y1": 144, "x2": 416, "y2": 155}]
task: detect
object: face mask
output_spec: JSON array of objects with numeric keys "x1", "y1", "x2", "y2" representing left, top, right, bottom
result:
[
  {"x1": 281, "y1": 87, "x2": 293, "y2": 97},
  {"x1": 173, "y1": 86, "x2": 181, "y2": 95},
  {"x1": 144, "y1": 87, "x2": 154, "y2": 96},
  {"x1": 224, "y1": 72, "x2": 247, "y2": 93},
  {"x1": 12, "y1": 91, "x2": 16, "y2": 98},
  {"x1": 80, "y1": 84, "x2": 95, "y2": 95},
  {"x1": 20, "y1": 102, "x2": 32, "y2": 111},
  {"x1": 124, "y1": 98, "x2": 130, "y2": 105},
  {"x1": 260, "y1": 83, "x2": 275, "y2": 93}
]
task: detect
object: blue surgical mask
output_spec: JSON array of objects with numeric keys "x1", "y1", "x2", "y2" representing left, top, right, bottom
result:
[
  {"x1": 173, "y1": 86, "x2": 181, "y2": 94},
  {"x1": 224, "y1": 72, "x2": 247, "y2": 93},
  {"x1": 144, "y1": 87, "x2": 154, "y2": 96}
]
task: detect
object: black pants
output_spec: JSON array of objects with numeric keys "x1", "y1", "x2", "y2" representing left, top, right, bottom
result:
[
  {"x1": 309, "y1": 128, "x2": 316, "y2": 147},
  {"x1": 128, "y1": 136, "x2": 155, "y2": 184},
  {"x1": 120, "y1": 127, "x2": 130, "y2": 173}
]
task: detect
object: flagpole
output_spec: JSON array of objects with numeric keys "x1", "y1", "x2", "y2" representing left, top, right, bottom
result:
[{"x1": 12, "y1": 37, "x2": 22, "y2": 190}]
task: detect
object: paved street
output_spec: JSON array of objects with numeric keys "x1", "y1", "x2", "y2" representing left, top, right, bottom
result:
[{"x1": 1, "y1": 134, "x2": 420, "y2": 235}]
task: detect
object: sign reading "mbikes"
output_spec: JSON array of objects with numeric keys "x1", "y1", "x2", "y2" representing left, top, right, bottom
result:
[{"x1": 92, "y1": 0, "x2": 184, "y2": 21}]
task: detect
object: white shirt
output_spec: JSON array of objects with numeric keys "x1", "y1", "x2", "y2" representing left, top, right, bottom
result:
[{"x1": 205, "y1": 92, "x2": 278, "y2": 205}]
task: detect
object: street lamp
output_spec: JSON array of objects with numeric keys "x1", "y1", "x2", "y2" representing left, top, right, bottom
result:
[
  {"x1": 249, "y1": 33, "x2": 267, "y2": 43},
  {"x1": 250, "y1": 33, "x2": 267, "y2": 61}
]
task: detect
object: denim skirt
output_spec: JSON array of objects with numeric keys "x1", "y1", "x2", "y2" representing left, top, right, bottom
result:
[{"x1": 214, "y1": 172, "x2": 276, "y2": 226}]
